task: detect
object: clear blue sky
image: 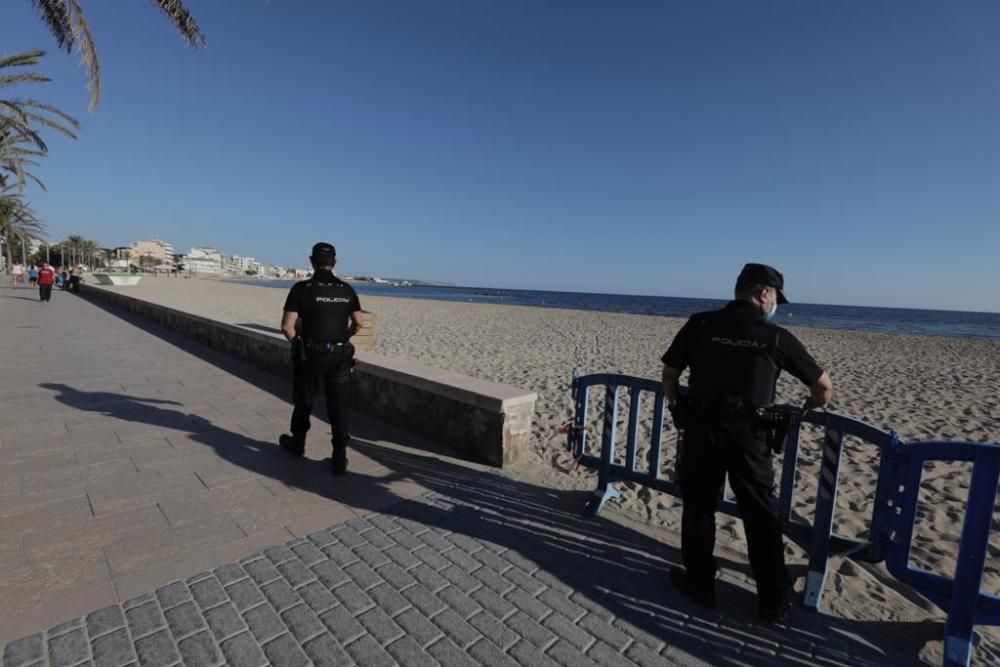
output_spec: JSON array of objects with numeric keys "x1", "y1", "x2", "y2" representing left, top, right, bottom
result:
[{"x1": 3, "y1": 1, "x2": 999, "y2": 311}]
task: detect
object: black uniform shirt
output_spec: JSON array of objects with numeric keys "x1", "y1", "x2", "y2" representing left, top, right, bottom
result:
[
  {"x1": 283, "y1": 270, "x2": 361, "y2": 343},
  {"x1": 662, "y1": 300, "x2": 823, "y2": 408}
]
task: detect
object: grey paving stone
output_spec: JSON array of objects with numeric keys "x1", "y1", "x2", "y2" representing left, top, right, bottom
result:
[
  {"x1": 330, "y1": 527, "x2": 365, "y2": 548},
  {"x1": 472, "y1": 565, "x2": 516, "y2": 595},
  {"x1": 509, "y1": 639, "x2": 560, "y2": 667},
  {"x1": 320, "y1": 543, "x2": 359, "y2": 568},
  {"x1": 507, "y1": 611, "x2": 558, "y2": 649},
  {"x1": 438, "y1": 565, "x2": 479, "y2": 593},
  {"x1": 468, "y1": 636, "x2": 519, "y2": 666},
  {"x1": 280, "y1": 604, "x2": 325, "y2": 643},
  {"x1": 445, "y1": 533, "x2": 484, "y2": 555},
  {"x1": 412, "y1": 545, "x2": 451, "y2": 571},
  {"x1": 47, "y1": 617, "x2": 85, "y2": 638},
  {"x1": 366, "y1": 583, "x2": 411, "y2": 617},
  {"x1": 503, "y1": 566, "x2": 547, "y2": 596},
  {"x1": 410, "y1": 565, "x2": 451, "y2": 593},
  {"x1": 226, "y1": 579, "x2": 266, "y2": 612},
  {"x1": 87, "y1": 606, "x2": 126, "y2": 639},
  {"x1": 426, "y1": 637, "x2": 479, "y2": 667},
  {"x1": 542, "y1": 613, "x2": 594, "y2": 652},
  {"x1": 393, "y1": 608, "x2": 444, "y2": 649},
  {"x1": 289, "y1": 541, "x2": 325, "y2": 566},
  {"x1": 190, "y1": 577, "x2": 229, "y2": 610},
  {"x1": 430, "y1": 608, "x2": 483, "y2": 650},
  {"x1": 276, "y1": 559, "x2": 315, "y2": 588},
  {"x1": 133, "y1": 630, "x2": 179, "y2": 667},
  {"x1": 382, "y1": 545, "x2": 420, "y2": 570},
  {"x1": 353, "y1": 544, "x2": 391, "y2": 568},
  {"x1": 438, "y1": 586, "x2": 483, "y2": 619},
  {"x1": 442, "y1": 546, "x2": 481, "y2": 571},
  {"x1": 123, "y1": 595, "x2": 156, "y2": 612},
  {"x1": 155, "y1": 581, "x2": 192, "y2": 610},
  {"x1": 164, "y1": 601, "x2": 206, "y2": 640},
  {"x1": 204, "y1": 602, "x2": 248, "y2": 641},
  {"x1": 468, "y1": 611, "x2": 519, "y2": 652},
  {"x1": 262, "y1": 633, "x2": 310, "y2": 667},
  {"x1": 471, "y1": 547, "x2": 511, "y2": 574},
  {"x1": 386, "y1": 528, "x2": 422, "y2": 551},
  {"x1": 344, "y1": 635, "x2": 396, "y2": 667},
  {"x1": 416, "y1": 529, "x2": 452, "y2": 552},
  {"x1": 311, "y1": 560, "x2": 350, "y2": 589},
  {"x1": 91, "y1": 627, "x2": 136, "y2": 667},
  {"x1": 612, "y1": 617, "x2": 666, "y2": 653},
  {"x1": 261, "y1": 579, "x2": 300, "y2": 613},
  {"x1": 345, "y1": 518, "x2": 374, "y2": 533},
  {"x1": 400, "y1": 583, "x2": 447, "y2": 618},
  {"x1": 367, "y1": 514, "x2": 400, "y2": 534},
  {"x1": 330, "y1": 582, "x2": 375, "y2": 615},
  {"x1": 376, "y1": 562, "x2": 417, "y2": 590},
  {"x1": 577, "y1": 614, "x2": 632, "y2": 651},
  {"x1": 177, "y1": 631, "x2": 221, "y2": 666},
  {"x1": 385, "y1": 635, "x2": 436, "y2": 666},
  {"x1": 536, "y1": 570, "x2": 575, "y2": 596},
  {"x1": 214, "y1": 563, "x2": 248, "y2": 586},
  {"x1": 219, "y1": 631, "x2": 268, "y2": 667},
  {"x1": 538, "y1": 589, "x2": 588, "y2": 623},
  {"x1": 343, "y1": 561, "x2": 383, "y2": 591},
  {"x1": 242, "y1": 603, "x2": 287, "y2": 644},
  {"x1": 547, "y1": 640, "x2": 602, "y2": 667},
  {"x1": 506, "y1": 589, "x2": 551, "y2": 622},
  {"x1": 319, "y1": 606, "x2": 366, "y2": 645},
  {"x1": 125, "y1": 603, "x2": 167, "y2": 639},
  {"x1": 470, "y1": 586, "x2": 517, "y2": 620},
  {"x1": 306, "y1": 529, "x2": 337, "y2": 550},
  {"x1": 302, "y1": 633, "x2": 352, "y2": 667},
  {"x1": 243, "y1": 558, "x2": 281, "y2": 586},
  {"x1": 359, "y1": 527, "x2": 395, "y2": 550},
  {"x1": 355, "y1": 607, "x2": 405, "y2": 645},
  {"x1": 185, "y1": 571, "x2": 215, "y2": 586},
  {"x1": 624, "y1": 640, "x2": 669, "y2": 667},
  {"x1": 502, "y1": 550, "x2": 539, "y2": 574},
  {"x1": 297, "y1": 580, "x2": 339, "y2": 614},
  {"x1": 3, "y1": 634, "x2": 43, "y2": 667}
]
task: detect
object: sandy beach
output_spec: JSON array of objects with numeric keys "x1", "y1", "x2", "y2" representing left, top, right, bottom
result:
[{"x1": 92, "y1": 276, "x2": 1000, "y2": 663}]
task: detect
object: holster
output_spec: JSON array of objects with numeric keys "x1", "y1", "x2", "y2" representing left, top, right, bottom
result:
[
  {"x1": 755, "y1": 407, "x2": 792, "y2": 454},
  {"x1": 291, "y1": 337, "x2": 307, "y2": 364}
]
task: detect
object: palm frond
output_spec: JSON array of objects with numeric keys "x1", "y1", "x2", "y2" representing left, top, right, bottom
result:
[
  {"x1": 17, "y1": 99, "x2": 81, "y2": 130},
  {"x1": 0, "y1": 73, "x2": 52, "y2": 88},
  {"x1": 151, "y1": 0, "x2": 207, "y2": 46},
  {"x1": 63, "y1": 0, "x2": 102, "y2": 112},
  {"x1": 30, "y1": 1, "x2": 73, "y2": 51},
  {"x1": 0, "y1": 50, "x2": 47, "y2": 69}
]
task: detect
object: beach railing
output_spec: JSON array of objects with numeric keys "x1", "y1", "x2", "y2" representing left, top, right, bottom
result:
[{"x1": 566, "y1": 372, "x2": 998, "y2": 667}]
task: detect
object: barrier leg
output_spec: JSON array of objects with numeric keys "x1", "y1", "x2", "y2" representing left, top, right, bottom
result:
[
  {"x1": 585, "y1": 385, "x2": 620, "y2": 516},
  {"x1": 779, "y1": 414, "x2": 802, "y2": 523},
  {"x1": 943, "y1": 453, "x2": 999, "y2": 667},
  {"x1": 803, "y1": 425, "x2": 844, "y2": 610}
]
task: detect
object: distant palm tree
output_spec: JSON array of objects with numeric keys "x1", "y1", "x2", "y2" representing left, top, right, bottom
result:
[
  {"x1": 0, "y1": 194, "x2": 44, "y2": 271},
  {"x1": 28, "y1": 0, "x2": 206, "y2": 111}
]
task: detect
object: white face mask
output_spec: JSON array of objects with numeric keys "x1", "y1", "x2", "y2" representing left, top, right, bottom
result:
[{"x1": 766, "y1": 300, "x2": 778, "y2": 320}]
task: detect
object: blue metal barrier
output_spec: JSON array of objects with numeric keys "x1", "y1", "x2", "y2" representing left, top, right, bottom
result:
[
  {"x1": 566, "y1": 372, "x2": 1000, "y2": 667},
  {"x1": 870, "y1": 440, "x2": 1000, "y2": 667}
]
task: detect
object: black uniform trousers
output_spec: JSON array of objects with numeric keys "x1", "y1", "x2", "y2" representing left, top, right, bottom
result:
[
  {"x1": 290, "y1": 349, "x2": 352, "y2": 452},
  {"x1": 679, "y1": 417, "x2": 789, "y2": 610}
]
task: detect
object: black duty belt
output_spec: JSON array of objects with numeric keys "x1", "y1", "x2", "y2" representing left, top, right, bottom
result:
[{"x1": 304, "y1": 341, "x2": 350, "y2": 353}]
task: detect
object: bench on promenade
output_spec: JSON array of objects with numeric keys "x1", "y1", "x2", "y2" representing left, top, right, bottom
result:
[
  {"x1": 78, "y1": 285, "x2": 536, "y2": 468},
  {"x1": 565, "y1": 371, "x2": 999, "y2": 667}
]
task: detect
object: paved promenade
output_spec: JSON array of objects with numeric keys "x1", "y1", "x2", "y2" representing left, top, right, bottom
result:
[{"x1": 1, "y1": 283, "x2": 928, "y2": 665}]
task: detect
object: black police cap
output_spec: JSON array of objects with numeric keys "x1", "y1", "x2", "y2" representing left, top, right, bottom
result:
[
  {"x1": 311, "y1": 242, "x2": 336, "y2": 260},
  {"x1": 737, "y1": 263, "x2": 788, "y2": 304}
]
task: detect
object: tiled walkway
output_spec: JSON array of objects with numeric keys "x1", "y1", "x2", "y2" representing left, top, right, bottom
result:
[{"x1": 0, "y1": 283, "x2": 929, "y2": 665}]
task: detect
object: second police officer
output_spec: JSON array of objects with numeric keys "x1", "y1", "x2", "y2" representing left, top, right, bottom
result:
[
  {"x1": 661, "y1": 263, "x2": 833, "y2": 623},
  {"x1": 279, "y1": 242, "x2": 363, "y2": 474}
]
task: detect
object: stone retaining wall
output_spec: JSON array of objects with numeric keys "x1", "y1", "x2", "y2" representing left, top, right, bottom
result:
[{"x1": 79, "y1": 285, "x2": 535, "y2": 467}]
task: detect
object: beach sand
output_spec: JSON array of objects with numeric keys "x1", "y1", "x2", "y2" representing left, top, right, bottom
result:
[{"x1": 92, "y1": 276, "x2": 1000, "y2": 663}]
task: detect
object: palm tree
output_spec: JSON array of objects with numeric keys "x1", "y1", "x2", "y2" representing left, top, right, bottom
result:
[
  {"x1": 1, "y1": 50, "x2": 79, "y2": 154},
  {"x1": 28, "y1": 0, "x2": 206, "y2": 111},
  {"x1": 0, "y1": 194, "x2": 45, "y2": 271}
]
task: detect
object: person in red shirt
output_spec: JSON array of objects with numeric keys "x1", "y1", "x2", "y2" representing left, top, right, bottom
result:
[{"x1": 37, "y1": 263, "x2": 56, "y2": 302}]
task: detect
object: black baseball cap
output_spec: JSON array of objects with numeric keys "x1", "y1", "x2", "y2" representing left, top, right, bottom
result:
[
  {"x1": 310, "y1": 242, "x2": 336, "y2": 260},
  {"x1": 737, "y1": 263, "x2": 788, "y2": 304}
]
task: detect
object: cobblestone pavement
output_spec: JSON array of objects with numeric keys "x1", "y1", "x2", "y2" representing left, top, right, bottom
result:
[{"x1": 0, "y1": 284, "x2": 934, "y2": 665}]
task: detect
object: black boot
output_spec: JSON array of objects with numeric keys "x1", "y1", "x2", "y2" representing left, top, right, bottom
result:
[
  {"x1": 279, "y1": 434, "x2": 305, "y2": 457},
  {"x1": 332, "y1": 448, "x2": 348, "y2": 475}
]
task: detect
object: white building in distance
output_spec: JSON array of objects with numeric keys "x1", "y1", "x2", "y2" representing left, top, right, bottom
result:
[
  {"x1": 130, "y1": 239, "x2": 174, "y2": 266},
  {"x1": 184, "y1": 247, "x2": 225, "y2": 274},
  {"x1": 227, "y1": 255, "x2": 260, "y2": 275}
]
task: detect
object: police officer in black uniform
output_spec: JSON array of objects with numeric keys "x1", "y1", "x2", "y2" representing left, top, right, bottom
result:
[
  {"x1": 661, "y1": 263, "x2": 833, "y2": 623},
  {"x1": 278, "y1": 242, "x2": 363, "y2": 474}
]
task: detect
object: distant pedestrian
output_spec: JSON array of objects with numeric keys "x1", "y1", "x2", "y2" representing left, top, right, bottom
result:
[
  {"x1": 27, "y1": 265, "x2": 38, "y2": 287},
  {"x1": 68, "y1": 265, "x2": 82, "y2": 293},
  {"x1": 11, "y1": 263, "x2": 24, "y2": 287},
  {"x1": 278, "y1": 242, "x2": 363, "y2": 474},
  {"x1": 59, "y1": 270, "x2": 69, "y2": 289},
  {"x1": 37, "y1": 263, "x2": 55, "y2": 302}
]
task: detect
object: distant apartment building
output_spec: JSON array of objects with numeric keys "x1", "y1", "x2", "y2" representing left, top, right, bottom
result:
[
  {"x1": 185, "y1": 247, "x2": 226, "y2": 274},
  {"x1": 130, "y1": 239, "x2": 174, "y2": 266},
  {"x1": 108, "y1": 246, "x2": 131, "y2": 270},
  {"x1": 227, "y1": 255, "x2": 260, "y2": 275}
]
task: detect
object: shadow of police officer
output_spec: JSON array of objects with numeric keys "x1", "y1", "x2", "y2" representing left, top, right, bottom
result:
[
  {"x1": 661, "y1": 263, "x2": 834, "y2": 624},
  {"x1": 278, "y1": 242, "x2": 364, "y2": 474}
]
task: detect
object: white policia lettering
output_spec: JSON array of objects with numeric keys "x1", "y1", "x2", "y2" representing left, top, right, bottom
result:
[
  {"x1": 712, "y1": 336, "x2": 767, "y2": 349},
  {"x1": 315, "y1": 296, "x2": 351, "y2": 303}
]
